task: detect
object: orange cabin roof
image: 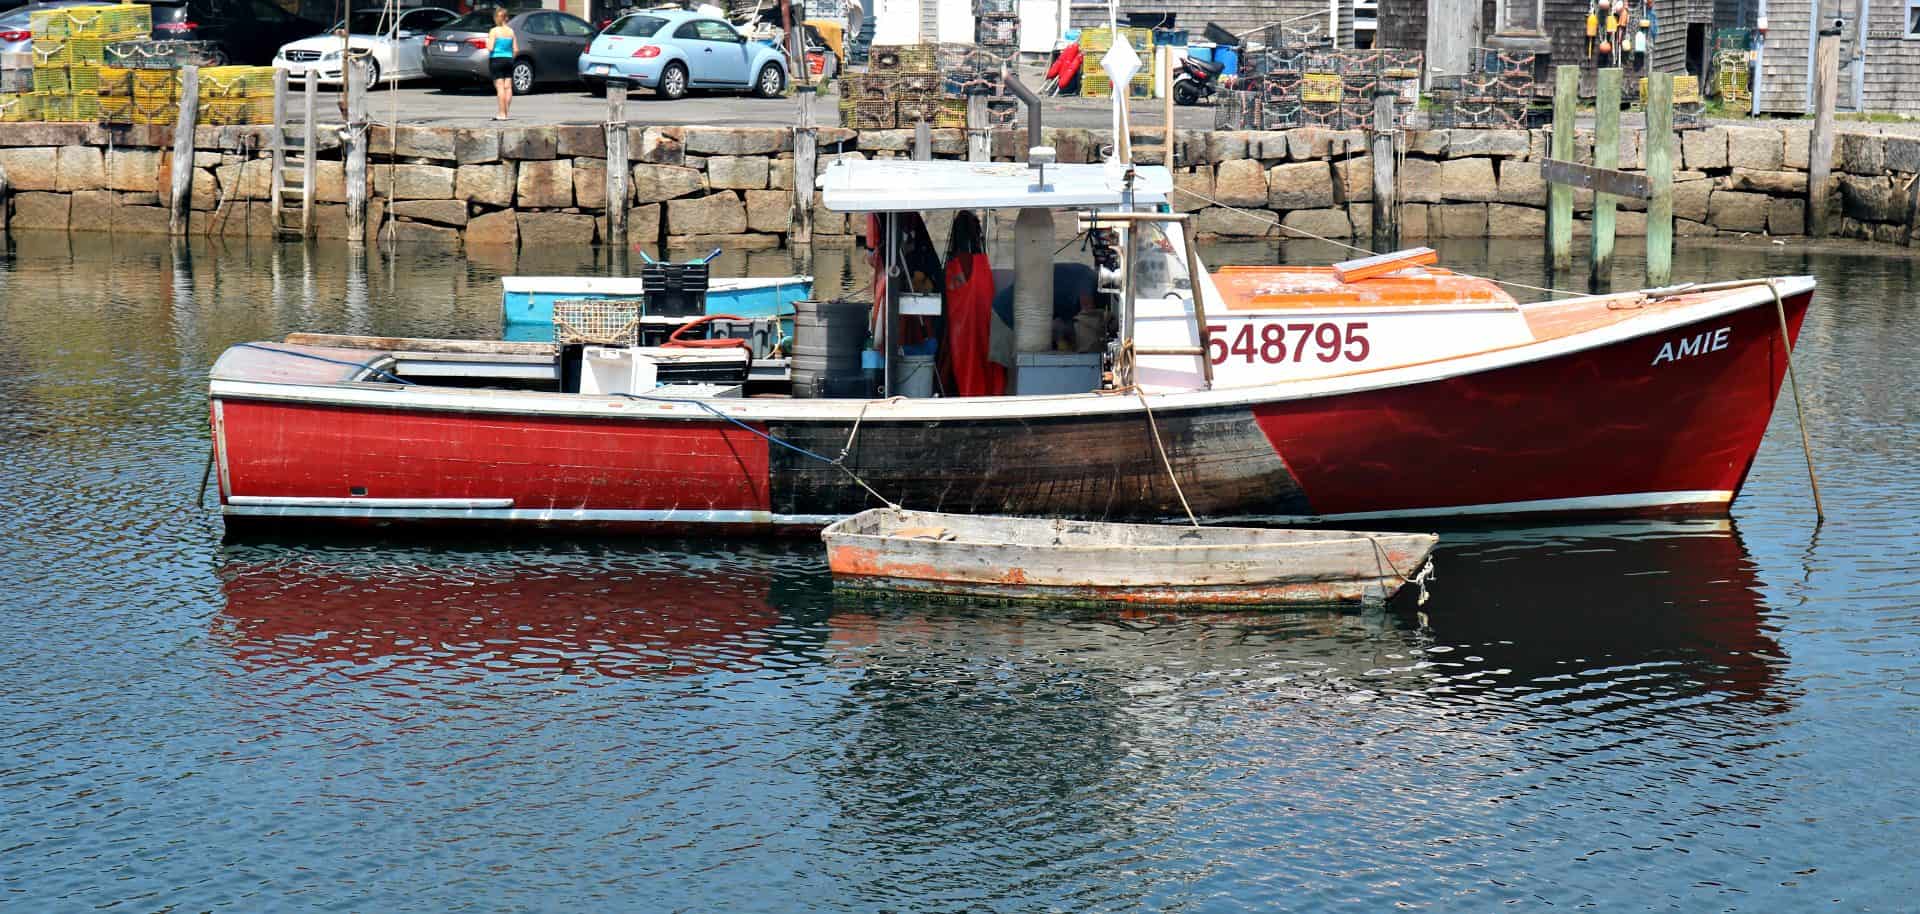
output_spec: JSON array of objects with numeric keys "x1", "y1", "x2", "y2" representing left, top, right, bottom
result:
[{"x1": 1210, "y1": 266, "x2": 1519, "y2": 311}]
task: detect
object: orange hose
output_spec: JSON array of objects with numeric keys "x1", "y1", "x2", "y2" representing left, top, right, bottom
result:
[{"x1": 662, "y1": 313, "x2": 753, "y2": 350}]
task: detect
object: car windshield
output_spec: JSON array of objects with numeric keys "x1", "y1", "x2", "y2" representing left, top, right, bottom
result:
[
  {"x1": 606, "y1": 14, "x2": 665, "y2": 37},
  {"x1": 440, "y1": 11, "x2": 496, "y2": 31},
  {"x1": 330, "y1": 10, "x2": 397, "y2": 34},
  {"x1": 0, "y1": 8, "x2": 27, "y2": 27}
]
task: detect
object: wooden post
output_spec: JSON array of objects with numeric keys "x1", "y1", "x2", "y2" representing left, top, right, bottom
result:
[
  {"x1": 605, "y1": 78, "x2": 628, "y2": 248},
  {"x1": 913, "y1": 119, "x2": 930, "y2": 160},
  {"x1": 344, "y1": 56, "x2": 368, "y2": 244},
  {"x1": 1547, "y1": 64, "x2": 1577, "y2": 273},
  {"x1": 168, "y1": 65, "x2": 200, "y2": 236},
  {"x1": 270, "y1": 67, "x2": 288, "y2": 225},
  {"x1": 793, "y1": 86, "x2": 816, "y2": 244},
  {"x1": 1589, "y1": 67, "x2": 1621, "y2": 292},
  {"x1": 966, "y1": 93, "x2": 990, "y2": 162},
  {"x1": 1645, "y1": 72, "x2": 1674, "y2": 286},
  {"x1": 1370, "y1": 90, "x2": 1398, "y2": 250},
  {"x1": 1807, "y1": 22, "x2": 1841, "y2": 237},
  {"x1": 1162, "y1": 48, "x2": 1175, "y2": 168},
  {"x1": 302, "y1": 71, "x2": 315, "y2": 237},
  {"x1": 778, "y1": 0, "x2": 805, "y2": 88}
]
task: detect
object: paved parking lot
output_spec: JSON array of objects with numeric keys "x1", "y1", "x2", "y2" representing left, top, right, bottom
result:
[{"x1": 325, "y1": 75, "x2": 1217, "y2": 131}]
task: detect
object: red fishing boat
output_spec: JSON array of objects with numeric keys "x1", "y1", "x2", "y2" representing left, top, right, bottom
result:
[{"x1": 208, "y1": 157, "x2": 1814, "y2": 535}]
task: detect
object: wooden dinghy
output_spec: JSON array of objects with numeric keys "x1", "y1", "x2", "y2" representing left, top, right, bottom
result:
[{"x1": 821, "y1": 509, "x2": 1438, "y2": 607}]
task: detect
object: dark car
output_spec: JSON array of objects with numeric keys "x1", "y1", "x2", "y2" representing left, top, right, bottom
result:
[
  {"x1": 423, "y1": 8, "x2": 593, "y2": 94},
  {"x1": 145, "y1": 0, "x2": 328, "y2": 66}
]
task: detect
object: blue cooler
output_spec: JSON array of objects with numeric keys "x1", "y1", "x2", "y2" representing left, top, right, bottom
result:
[
  {"x1": 1215, "y1": 45, "x2": 1239, "y2": 76},
  {"x1": 1187, "y1": 43, "x2": 1215, "y2": 64}
]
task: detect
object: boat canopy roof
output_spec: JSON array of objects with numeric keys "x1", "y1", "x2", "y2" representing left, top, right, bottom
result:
[{"x1": 817, "y1": 159, "x2": 1173, "y2": 213}]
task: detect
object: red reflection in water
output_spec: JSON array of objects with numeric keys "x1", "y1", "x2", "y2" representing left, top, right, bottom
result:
[{"x1": 216, "y1": 558, "x2": 782, "y2": 680}]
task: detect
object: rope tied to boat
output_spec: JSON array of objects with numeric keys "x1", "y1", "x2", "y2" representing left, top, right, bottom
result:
[
  {"x1": 1368, "y1": 536, "x2": 1435, "y2": 606},
  {"x1": 612, "y1": 392, "x2": 901, "y2": 512},
  {"x1": 1766, "y1": 279, "x2": 1825, "y2": 524},
  {"x1": 1111, "y1": 340, "x2": 1200, "y2": 528}
]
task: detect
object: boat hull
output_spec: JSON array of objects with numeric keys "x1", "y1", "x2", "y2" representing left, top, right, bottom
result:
[
  {"x1": 214, "y1": 286, "x2": 1813, "y2": 533},
  {"x1": 500, "y1": 275, "x2": 814, "y2": 342}
]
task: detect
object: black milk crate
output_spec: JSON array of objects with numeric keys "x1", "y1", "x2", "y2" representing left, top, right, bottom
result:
[{"x1": 639, "y1": 261, "x2": 711, "y2": 319}]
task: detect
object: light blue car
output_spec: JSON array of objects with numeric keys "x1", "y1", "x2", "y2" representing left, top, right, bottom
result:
[{"x1": 577, "y1": 10, "x2": 787, "y2": 100}]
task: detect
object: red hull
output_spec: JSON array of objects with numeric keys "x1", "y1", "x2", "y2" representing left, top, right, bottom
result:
[{"x1": 212, "y1": 287, "x2": 1813, "y2": 532}]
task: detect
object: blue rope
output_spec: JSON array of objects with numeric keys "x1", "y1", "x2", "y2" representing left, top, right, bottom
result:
[
  {"x1": 236, "y1": 343, "x2": 414, "y2": 385},
  {"x1": 613, "y1": 392, "x2": 838, "y2": 465}
]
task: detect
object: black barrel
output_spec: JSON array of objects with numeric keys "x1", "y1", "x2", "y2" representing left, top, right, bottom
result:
[{"x1": 790, "y1": 299, "x2": 870, "y2": 398}]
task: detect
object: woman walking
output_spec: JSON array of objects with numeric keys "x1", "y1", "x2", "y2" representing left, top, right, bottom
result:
[{"x1": 487, "y1": 7, "x2": 516, "y2": 120}]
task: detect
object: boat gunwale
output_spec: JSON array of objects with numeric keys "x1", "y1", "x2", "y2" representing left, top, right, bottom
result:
[{"x1": 820, "y1": 510, "x2": 1437, "y2": 558}]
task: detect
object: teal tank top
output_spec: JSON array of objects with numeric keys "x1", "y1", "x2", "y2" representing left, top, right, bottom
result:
[{"x1": 490, "y1": 34, "x2": 513, "y2": 58}]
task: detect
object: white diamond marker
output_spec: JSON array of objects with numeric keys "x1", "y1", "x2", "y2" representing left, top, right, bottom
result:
[{"x1": 1100, "y1": 39, "x2": 1140, "y2": 94}]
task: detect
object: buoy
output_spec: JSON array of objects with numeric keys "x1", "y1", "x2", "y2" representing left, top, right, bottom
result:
[{"x1": 1599, "y1": 37, "x2": 1613, "y2": 54}]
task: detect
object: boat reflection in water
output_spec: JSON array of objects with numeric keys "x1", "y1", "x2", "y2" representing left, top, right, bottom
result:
[{"x1": 214, "y1": 544, "x2": 795, "y2": 682}]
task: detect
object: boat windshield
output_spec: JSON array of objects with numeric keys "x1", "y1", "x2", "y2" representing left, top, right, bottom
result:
[{"x1": 1129, "y1": 219, "x2": 1192, "y2": 301}]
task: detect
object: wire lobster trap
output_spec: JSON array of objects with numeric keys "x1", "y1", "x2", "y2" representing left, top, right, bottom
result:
[{"x1": 553, "y1": 299, "x2": 642, "y2": 346}]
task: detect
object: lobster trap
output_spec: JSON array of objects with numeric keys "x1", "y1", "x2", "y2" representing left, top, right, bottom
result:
[{"x1": 553, "y1": 299, "x2": 642, "y2": 346}]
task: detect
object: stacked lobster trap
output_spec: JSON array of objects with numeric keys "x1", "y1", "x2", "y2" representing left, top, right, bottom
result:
[
  {"x1": 95, "y1": 64, "x2": 276, "y2": 126},
  {"x1": 10, "y1": 3, "x2": 153, "y2": 123},
  {"x1": 1426, "y1": 48, "x2": 1543, "y2": 129},
  {"x1": 972, "y1": 0, "x2": 1018, "y2": 62},
  {"x1": 1214, "y1": 43, "x2": 1423, "y2": 131},
  {"x1": 1078, "y1": 26, "x2": 1152, "y2": 99},
  {"x1": 840, "y1": 41, "x2": 1018, "y2": 130}
]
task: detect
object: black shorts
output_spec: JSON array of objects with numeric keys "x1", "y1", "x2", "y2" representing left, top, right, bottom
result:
[{"x1": 489, "y1": 57, "x2": 514, "y2": 80}]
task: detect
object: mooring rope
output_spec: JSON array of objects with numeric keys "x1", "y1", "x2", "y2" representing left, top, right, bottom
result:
[{"x1": 1766, "y1": 279, "x2": 1824, "y2": 523}]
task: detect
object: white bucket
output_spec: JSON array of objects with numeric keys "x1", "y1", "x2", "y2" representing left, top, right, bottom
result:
[{"x1": 898, "y1": 354, "x2": 937, "y2": 398}]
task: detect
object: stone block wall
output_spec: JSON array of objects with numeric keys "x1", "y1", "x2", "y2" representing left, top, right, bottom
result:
[{"x1": 2, "y1": 120, "x2": 1917, "y2": 251}]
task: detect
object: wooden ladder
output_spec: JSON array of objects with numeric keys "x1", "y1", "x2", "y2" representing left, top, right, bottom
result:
[{"x1": 269, "y1": 69, "x2": 317, "y2": 239}]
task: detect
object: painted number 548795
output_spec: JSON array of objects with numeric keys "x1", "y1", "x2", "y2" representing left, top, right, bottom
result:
[{"x1": 1205, "y1": 321, "x2": 1370, "y2": 366}]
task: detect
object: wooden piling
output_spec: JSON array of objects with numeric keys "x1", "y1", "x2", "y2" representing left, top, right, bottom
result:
[
  {"x1": 344, "y1": 56, "x2": 368, "y2": 244},
  {"x1": 270, "y1": 67, "x2": 288, "y2": 224},
  {"x1": 302, "y1": 72, "x2": 316, "y2": 237},
  {"x1": 966, "y1": 93, "x2": 990, "y2": 162},
  {"x1": 1645, "y1": 72, "x2": 1674, "y2": 286},
  {"x1": 604, "y1": 78, "x2": 628, "y2": 247},
  {"x1": 1370, "y1": 90, "x2": 1398, "y2": 250},
  {"x1": 793, "y1": 86, "x2": 817, "y2": 245},
  {"x1": 913, "y1": 119, "x2": 931, "y2": 161},
  {"x1": 168, "y1": 65, "x2": 199, "y2": 236},
  {"x1": 1547, "y1": 65, "x2": 1577, "y2": 273},
  {"x1": 1589, "y1": 67, "x2": 1620, "y2": 293},
  {"x1": 1807, "y1": 25, "x2": 1841, "y2": 237}
]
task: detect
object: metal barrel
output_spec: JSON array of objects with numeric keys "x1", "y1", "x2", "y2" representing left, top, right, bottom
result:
[{"x1": 790, "y1": 299, "x2": 869, "y2": 398}]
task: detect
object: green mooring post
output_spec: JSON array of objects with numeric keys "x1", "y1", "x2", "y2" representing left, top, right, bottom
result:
[
  {"x1": 1548, "y1": 65, "x2": 1578, "y2": 274},
  {"x1": 1589, "y1": 68, "x2": 1621, "y2": 292},
  {"x1": 1645, "y1": 72, "x2": 1674, "y2": 286}
]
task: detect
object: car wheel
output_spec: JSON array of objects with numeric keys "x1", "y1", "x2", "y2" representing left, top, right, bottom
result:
[
  {"x1": 754, "y1": 62, "x2": 784, "y2": 98},
  {"x1": 361, "y1": 57, "x2": 382, "y2": 90},
  {"x1": 658, "y1": 62, "x2": 687, "y2": 100},
  {"x1": 511, "y1": 58, "x2": 535, "y2": 94}
]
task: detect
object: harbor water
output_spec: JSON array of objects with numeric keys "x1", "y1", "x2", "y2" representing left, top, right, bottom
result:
[{"x1": 0, "y1": 232, "x2": 1916, "y2": 912}]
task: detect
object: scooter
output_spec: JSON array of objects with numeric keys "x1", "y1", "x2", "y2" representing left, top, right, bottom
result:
[
  {"x1": 1172, "y1": 21, "x2": 1238, "y2": 106},
  {"x1": 1171, "y1": 55, "x2": 1225, "y2": 105}
]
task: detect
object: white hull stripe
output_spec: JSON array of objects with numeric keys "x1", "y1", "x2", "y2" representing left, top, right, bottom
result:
[
  {"x1": 221, "y1": 491, "x2": 1733, "y2": 526},
  {"x1": 227, "y1": 496, "x2": 516, "y2": 509}
]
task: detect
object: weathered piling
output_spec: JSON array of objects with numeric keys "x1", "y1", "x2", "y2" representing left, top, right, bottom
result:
[
  {"x1": 1370, "y1": 90, "x2": 1398, "y2": 250},
  {"x1": 344, "y1": 57, "x2": 368, "y2": 244},
  {"x1": 1645, "y1": 73, "x2": 1674, "y2": 286},
  {"x1": 1808, "y1": 20, "x2": 1841, "y2": 237},
  {"x1": 604, "y1": 79, "x2": 628, "y2": 247},
  {"x1": 1590, "y1": 67, "x2": 1621, "y2": 292},
  {"x1": 168, "y1": 65, "x2": 199, "y2": 235},
  {"x1": 1547, "y1": 65, "x2": 1577, "y2": 272},
  {"x1": 966, "y1": 94, "x2": 990, "y2": 163},
  {"x1": 792, "y1": 86, "x2": 817, "y2": 245},
  {"x1": 913, "y1": 120, "x2": 931, "y2": 161}
]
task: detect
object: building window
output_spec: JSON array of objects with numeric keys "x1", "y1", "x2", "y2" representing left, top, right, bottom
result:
[{"x1": 1910, "y1": 0, "x2": 1920, "y2": 38}]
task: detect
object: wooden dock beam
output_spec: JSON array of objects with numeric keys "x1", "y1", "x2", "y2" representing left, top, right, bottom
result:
[
  {"x1": 167, "y1": 65, "x2": 199, "y2": 236},
  {"x1": 1547, "y1": 65, "x2": 1577, "y2": 273},
  {"x1": 1589, "y1": 67, "x2": 1621, "y2": 292},
  {"x1": 1370, "y1": 90, "x2": 1398, "y2": 251},
  {"x1": 966, "y1": 94, "x2": 990, "y2": 162},
  {"x1": 1645, "y1": 72, "x2": 1674, "y2": 286},
  {"x1": 792, "y1": 86, "x2": 817, "y2": 245}
]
